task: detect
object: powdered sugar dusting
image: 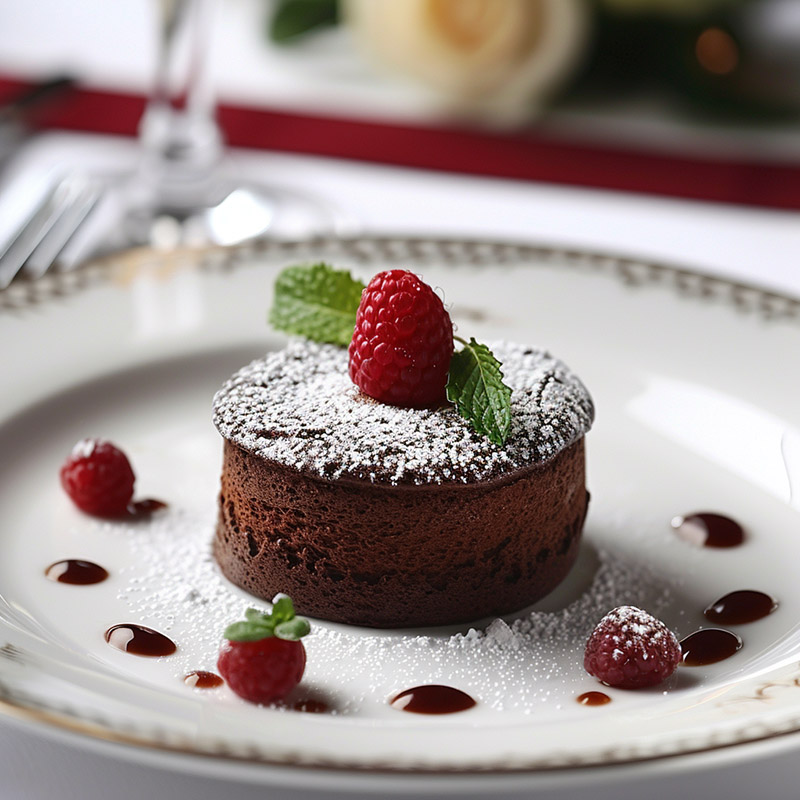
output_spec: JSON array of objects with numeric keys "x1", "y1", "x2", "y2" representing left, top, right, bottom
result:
[
  {"x1": 212, "y1": 340, "x2": 594, "y2": 485},
  {"x1": 451, "y1": 564, "x2": 672, "y2": 656},
  {"x1": 591, "y1": 605, "x2": 678, "y2": 652},
  {"x1": 114, "y1": 501, "x2": 673, "y2": 716}
]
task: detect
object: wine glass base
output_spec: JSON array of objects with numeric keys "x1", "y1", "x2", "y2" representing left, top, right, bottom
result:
[
  {"x1": 122, "y1": 182, "x2": 351, "y2": 250},
  {"x1": 61, "y1": 170, "x2": 357, "y2": 270}
]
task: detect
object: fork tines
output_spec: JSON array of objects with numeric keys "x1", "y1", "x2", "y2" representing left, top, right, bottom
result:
[{"x1": 0, "y1": 175, "x2": 102, "y2": 289}]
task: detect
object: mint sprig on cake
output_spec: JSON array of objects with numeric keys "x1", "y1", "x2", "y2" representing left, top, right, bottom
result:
[
  {"x1": 268, "y1": 262, "x2": 365, "y2": 347},
  {"x1": 447, "y1": 337, "x2": 511, "y2": 446},
  {"x1": 270, "y1": 263, "x2": 512, "y2": 444}
]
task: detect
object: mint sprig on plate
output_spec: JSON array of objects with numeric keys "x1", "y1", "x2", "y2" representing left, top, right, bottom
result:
[
  {"x1": 268, "y1": 263, "x2": 513, "y2": 445},
  {"x1": 269, "y1": 262, "x2": 365, "y2": 347},
  {"x1": 224, "y1": 596, "x2": 310, "y2": 642}
]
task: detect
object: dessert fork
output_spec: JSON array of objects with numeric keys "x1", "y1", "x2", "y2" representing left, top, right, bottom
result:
[{"x1": 0, "y1": 174, "x2": 103, "y2": 289}]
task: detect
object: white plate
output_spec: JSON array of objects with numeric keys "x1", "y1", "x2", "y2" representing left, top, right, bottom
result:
[{"x1": 1, "y1": 237, "x2": 800, "y2": 793}]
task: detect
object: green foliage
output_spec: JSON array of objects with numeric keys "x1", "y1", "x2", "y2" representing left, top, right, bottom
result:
[{"x1": 270, "y1": 0, "x2": 339, "y2": 44}]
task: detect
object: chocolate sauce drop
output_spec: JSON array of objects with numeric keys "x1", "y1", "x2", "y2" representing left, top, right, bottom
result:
[
  {"x1": 704, "y1": 590, "x2": 777, "y2": 625},
  {"x1": 671, "y1": 513, "x2": 744, "y2": 548},
  {"x1": 293, "y1": 699, "x2": 329, "y2": 713},
  {"x1": 184, "y1": 671, "x2": 223, "y2": 689},
  {"x1": 680, "y1": 628, "x2": 742, "y2": 666},
  {"x1": 390, "y1": 685, "x2": 476, "y2": 714},
  {"x1": 45, "y1": 559, "x2": 108, "y2": 585},
  {"x1": 126, "y1": 499, "x2": 168, "y2": 519},
  {"x1": 577, "y1": 691, "x2": 611, "y2": 706},
  {"x1": 105, "y1": 624, "x2": 176, "y2": 657}
]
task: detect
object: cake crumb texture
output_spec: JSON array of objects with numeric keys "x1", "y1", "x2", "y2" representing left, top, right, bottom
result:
[{"x1": 214, "y1": 438, "x2": 588, "y2": 627}]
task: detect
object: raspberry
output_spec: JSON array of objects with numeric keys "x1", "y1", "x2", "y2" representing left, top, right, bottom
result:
[
  {"x1": 348, "y1": 269, "x2": 454, "y2": 407},
  {"x1": 584, "y1": 605, "x2": 681, "y2": 689},
  {"x1": 218, "y1": 599, "x2": 310, "y2": 705},
  {"x1": 59, "y1": 439, "x2": 135, "y2": 517},
  {"x1": 218, "y1": 637, "x2": 306, "y2": 705}
]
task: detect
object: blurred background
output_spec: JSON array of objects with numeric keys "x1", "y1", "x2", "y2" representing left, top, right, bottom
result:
[{"x1": 2, "y1": 0, "x2": 800, "y2": 218}]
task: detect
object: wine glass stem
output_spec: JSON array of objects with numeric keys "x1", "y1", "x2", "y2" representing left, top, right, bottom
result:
[{"x1": 139, "y1": 0, "x2": 223, "y2": 207}]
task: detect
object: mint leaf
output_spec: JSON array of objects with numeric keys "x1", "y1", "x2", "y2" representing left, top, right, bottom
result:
[
  {"x1": 271, "y1": 595, "x2": 295, "y2": 624},
  {"x1": 269, "y1": 263, "x2": 364, "y2": 347},
  {"x1": 446, "y1": 338, "x2": 512, "y2": 446},
  {"x1": 275, "y1": 617, "x2": 311, "y2": 641},
  {"x1": 224, "y1": 598, "x2": 310, "y2": 642},
  {"x1": 223, "y1": 620, "x2": 274, "y2": 642},
  {"x1": 270, "y1": 0, "x2": 338, "y2": 44}
]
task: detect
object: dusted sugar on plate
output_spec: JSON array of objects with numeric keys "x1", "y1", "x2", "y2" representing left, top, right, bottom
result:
[{"x1": 212, "y1": 267, "x2": 594, "y2": 628}]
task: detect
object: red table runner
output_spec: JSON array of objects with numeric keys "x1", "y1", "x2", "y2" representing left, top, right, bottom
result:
[{"x1": 3, "y1": 75, "x2": 799, "y2": 211}]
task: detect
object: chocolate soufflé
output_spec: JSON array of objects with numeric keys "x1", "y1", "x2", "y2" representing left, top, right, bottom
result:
[{"x1": 212, "y1": 340, "x2": 594, "y2": 628}]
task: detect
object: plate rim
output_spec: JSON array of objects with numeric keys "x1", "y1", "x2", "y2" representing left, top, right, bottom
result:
[
  {"x1": 1, "y1": 234, "x2": 798, "y2": 323},
  {"x1": 2, "y1": 233, "x2": 800, "y2": 782}
]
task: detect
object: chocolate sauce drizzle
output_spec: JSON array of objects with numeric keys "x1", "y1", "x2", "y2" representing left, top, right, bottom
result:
[
  {"x1": 126, "y1": 499, "x2": 168, "y2": 519},
  {"x1": 105, "y1": 624, "x2": 176, "y2": 657},
  {"x1": 680, "y1": 628, "x2": 742, "y2": 666},
  {"x1": 671, "y1": 513, "x2": 744, "y2": 548},
  {"x1": 704, "y1": 590, "x2": 777, "y2": 626},
  {"x1": 390, "y1": 685, "x2": 476, "y2": 714},
  {"x1": 184, "y1": 671, "x2": 223, "y2": 689},
  {"x1": 45, "y1": 559, "x2": 108, "y2": 585},
  {"x1": 577, "y1": 691, "x2": 611, "y2": 706}
]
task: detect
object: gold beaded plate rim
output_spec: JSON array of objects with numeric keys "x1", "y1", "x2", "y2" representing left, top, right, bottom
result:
[{"x1": 0, "y1": 235, "x2": 799, "y2": 789}]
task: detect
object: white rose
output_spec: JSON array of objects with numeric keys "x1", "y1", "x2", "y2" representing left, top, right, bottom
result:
[{"x1": 343, "y1": 0, "x2": 589, "y2": 124}]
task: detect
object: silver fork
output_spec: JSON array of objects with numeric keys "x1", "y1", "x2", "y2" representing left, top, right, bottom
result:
[{"x1": 0, "y1": 174, "x2": 103, "y2": 289}]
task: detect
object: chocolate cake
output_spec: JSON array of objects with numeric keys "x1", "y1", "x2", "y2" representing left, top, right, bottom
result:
[{"x1": 213, "y1": 340, "x2": 594, "y2": 628}]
